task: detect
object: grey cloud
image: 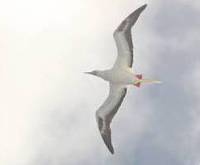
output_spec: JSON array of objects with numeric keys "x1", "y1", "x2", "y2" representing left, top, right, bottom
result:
[
  {"x1": 151, "y1": 0, "x2": 200, "y2": 39},
  {"x1": 118, "y1": 1, "x2": 200, "y2": 164}
]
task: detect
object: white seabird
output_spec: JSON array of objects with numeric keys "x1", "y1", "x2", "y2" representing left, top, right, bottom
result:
[{"x1": 85, "y1": 4, "x2": 161, "y2": 154}]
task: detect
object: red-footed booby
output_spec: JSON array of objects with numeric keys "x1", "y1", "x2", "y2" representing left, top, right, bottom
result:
[{"x1": 85, "y1": 4, "x2": 161, "y2": 154}]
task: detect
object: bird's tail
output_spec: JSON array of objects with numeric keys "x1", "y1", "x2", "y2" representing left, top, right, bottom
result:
[{"x1": 134, "y1": 79, "x2": 161, "y2": 87}]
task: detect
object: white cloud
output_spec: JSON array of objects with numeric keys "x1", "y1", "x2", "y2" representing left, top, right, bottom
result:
[{"x1": 0, "y1": 0, "x2": 149, "y2": 164}]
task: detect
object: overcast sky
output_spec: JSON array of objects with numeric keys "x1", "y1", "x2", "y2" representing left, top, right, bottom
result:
[{"x1": 0, "y1": 0, "x2": 200, "y2": 165}]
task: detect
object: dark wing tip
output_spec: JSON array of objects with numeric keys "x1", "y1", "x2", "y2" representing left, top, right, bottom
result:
[
  {"x1": 114, "y1": 4, "x2": 147, "y2": 35},
  {"x1": 134, "y1": 4, "x2": 147, "y2": 14},
  {"x1": 138, "y1": 4, "x2": 147, "y2": 11},
  {"x1": 101, "y1": 131, "x2": 115, "y2": 154},
  {"x1": 96, "y1": 115, "x2": 115, "y2": 154},
  {"x1": 142, "y1": 4, "x2": 148, "y2": 9}
]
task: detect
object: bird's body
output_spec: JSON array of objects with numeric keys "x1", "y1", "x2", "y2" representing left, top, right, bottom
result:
[
  {"x1": 96, "y1": 68, "x2": 137, "y2": 85},
  {"x1": 85, "y1": 4, "x2": 161, "y2": 154}
]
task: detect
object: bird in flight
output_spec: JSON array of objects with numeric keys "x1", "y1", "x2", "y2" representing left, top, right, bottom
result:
[{"x1": 85, "y1": 4, "x2": 161, "y2": 154}]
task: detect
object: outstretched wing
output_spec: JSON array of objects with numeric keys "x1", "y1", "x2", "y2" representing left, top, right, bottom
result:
[
  {"x1": 96, "y1": 84, "x2": 127, "y2": 154},
  {"x1": 113, "y1": 4, "x2": 147, "y2": 68}
]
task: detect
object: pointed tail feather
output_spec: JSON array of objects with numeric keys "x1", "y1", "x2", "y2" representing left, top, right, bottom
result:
[
  {"x1": 136, "y1": 79, "x2": 162, "y2": 84},
  {"x1": 141, "y1": 79, "x2": 162, "y2": 84}
]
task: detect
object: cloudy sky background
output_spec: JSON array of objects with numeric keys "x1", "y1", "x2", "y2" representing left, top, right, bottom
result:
[{"x1": 0, "y1": 0, "x2": 200, "y2": 164}]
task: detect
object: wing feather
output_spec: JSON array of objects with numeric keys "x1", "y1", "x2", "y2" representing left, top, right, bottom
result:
[
  {"x1": 113, "y1": 4, "x2": 147, "y2": 68},
  {"x1": 96, "y1": 84, "x2": 127, "y2": 154}
]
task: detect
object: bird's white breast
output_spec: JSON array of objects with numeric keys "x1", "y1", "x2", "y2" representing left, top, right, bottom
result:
[{"x1": 102, "y1": 68, "x2": 136, "y2": 85}]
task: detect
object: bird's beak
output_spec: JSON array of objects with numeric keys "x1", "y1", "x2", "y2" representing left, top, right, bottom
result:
[
  {"x1": 84, "y1": 71, "x2": 96, "y2": 76},
  {"x1": 84, "y1": 72, "x2": 92, "y2": 75}
]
